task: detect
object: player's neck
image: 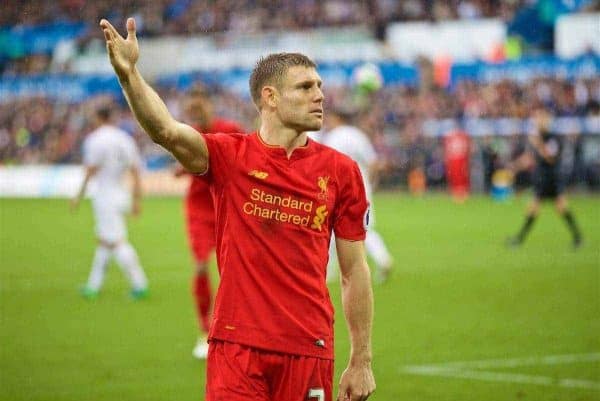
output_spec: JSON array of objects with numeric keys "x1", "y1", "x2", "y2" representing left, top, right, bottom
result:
[
  {"x1": 97, "y1": 122, "x2": 112, "y2": 129},
  {"x1": 258, "y1": 121, "x2": 308, "y2": 158}
]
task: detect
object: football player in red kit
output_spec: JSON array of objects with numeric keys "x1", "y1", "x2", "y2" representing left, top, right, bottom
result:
[
  {"x1": 101, "y1": 17, "x2": 375, "y2": 401},
  {"x1": 175, "y1": 85, "x2": 243, "y2": 359},
  {"x1": 444, "y1": 128, "x2": 471, "y2": 202}
]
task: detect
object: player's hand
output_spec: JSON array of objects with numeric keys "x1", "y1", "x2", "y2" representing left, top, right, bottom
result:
[
  {"x1": 99, "y1": 17, "x2": 139, "y2": 80},
  {"x1": 336, "y1": 363, "x2": 376, "y2": 401},
  {"x1": 70, "y1": 197, "x2": 80, "y2": 212}
]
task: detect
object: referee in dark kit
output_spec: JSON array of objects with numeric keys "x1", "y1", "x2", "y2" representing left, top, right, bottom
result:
[{"x1": 507, "y1": 107, "x2": 583, "y2": 249}]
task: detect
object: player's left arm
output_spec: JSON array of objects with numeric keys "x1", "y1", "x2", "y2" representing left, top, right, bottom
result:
[
  {"x1": 336, "y1": 238, "x2": 376, "y2": 401},
  {"x1": 509, "y1": 149, "x2": 532, "y2": 173},
  {"x1": 71, "y1": 165, "x2": 99, "y2": 212},
  {"x1": 129, "y1": 166, "x2": 142, "y2": 216}
]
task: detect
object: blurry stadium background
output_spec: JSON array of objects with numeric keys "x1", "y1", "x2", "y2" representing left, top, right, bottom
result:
[{"x1": 0, "y1": 1, "x2": 599, "y2": 400}]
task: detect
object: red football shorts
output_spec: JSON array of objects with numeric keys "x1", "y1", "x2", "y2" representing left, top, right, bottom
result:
[
  {"x1": 186, "y1": 210, "x2": 216, "y2": 262},
  {"x1": 206, "y1": 340, "x2": 333, "y2": 401}
]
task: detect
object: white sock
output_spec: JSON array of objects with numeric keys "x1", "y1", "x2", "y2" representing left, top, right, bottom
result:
[
  {"x1": 365, "y1": 230, "x2": 392, "y2": 271},
  {"x1": 86, "y1": 245, "x2": 112, "y2": 291},
  {"x1": 114, "y1": 242, "x2": 148, "y2": 290}
]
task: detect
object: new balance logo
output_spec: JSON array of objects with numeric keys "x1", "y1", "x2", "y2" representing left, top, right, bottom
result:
[{"x1": 248, "y1": 170, "x2": 269, "y2": 179}]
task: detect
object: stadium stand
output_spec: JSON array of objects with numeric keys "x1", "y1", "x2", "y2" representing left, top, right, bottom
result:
[
  {"x1": 1, "y1": 1, "x2": 533, "y2": 33},
  {"x1": 1, "y1": 0, "x2": 599, "y2": 194},
  {"x1": 5, "y1": 0, "x2": 596, "y2": 75}
]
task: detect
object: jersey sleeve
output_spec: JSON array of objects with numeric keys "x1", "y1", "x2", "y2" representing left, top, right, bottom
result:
[
  {"x1": 333, "y1": 160, "x2": 369, "y2": 241},
  {"x1": 201, "y1": 133, "x2": 240, "y2": 185}
]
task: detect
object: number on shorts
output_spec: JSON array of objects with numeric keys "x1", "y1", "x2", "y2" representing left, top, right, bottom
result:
[{"x1": 308, "y1": 388, "x2": 325, "y2": 401}]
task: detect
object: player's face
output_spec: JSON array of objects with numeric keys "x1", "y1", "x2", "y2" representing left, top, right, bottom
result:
[
  {"x1": 275, "y1": 66, "x2": 324, "y2": 132},
  {"x1": 184, "y1": 95, "x2": 212, "y2": 128}
]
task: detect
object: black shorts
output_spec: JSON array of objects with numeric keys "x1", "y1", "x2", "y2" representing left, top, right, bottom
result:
[{"x1": 534, "y1": 171, "x2": 564, "y2": 199}]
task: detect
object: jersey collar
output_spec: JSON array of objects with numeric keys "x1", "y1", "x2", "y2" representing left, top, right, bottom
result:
[{"x1": 253, "y1": 132, "x2": 316, "y2": 160}]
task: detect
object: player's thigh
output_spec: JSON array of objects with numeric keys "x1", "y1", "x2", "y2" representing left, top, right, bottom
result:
[
  {"x1": 206, "y1": 341, "x2": 269, "y2": 401},
  {"x1": 555, "y1": 194, "x2": 568, "y2": 213},
  {"x1": 270, "y1": 354, "x2": 333, "y2": 401},
  {"x1": 92, "y1": 200, "x2": 127, "y2": 243}
]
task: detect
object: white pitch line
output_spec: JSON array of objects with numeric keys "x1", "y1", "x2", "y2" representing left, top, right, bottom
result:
[
  {"x1": 559, "y1": 379, "x2": 600, "y2": 390},
  {"x1": 409, "y1": 352, "x2": 600, "y2": 369},
  {"x1": 400, "y1": 353, "x2": 600, "y2": 391},
  {"x1": 400, "y1": 367, "x2": 600, "y2": 390},
  {"x1": 403, "y1": 366, "x2": 555, "y2": 386}
]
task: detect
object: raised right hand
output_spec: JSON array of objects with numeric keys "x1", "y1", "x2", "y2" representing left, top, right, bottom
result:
[{"x1": 99, "y1": 18, "x2": 139, "y2": 79}]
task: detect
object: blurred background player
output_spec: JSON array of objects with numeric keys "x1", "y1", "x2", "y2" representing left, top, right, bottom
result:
[
  {"x1": 321, "y1": 108, "x2": 393, "y2": 283},
  {"x1": 71, "y1": 105, "x2": 149, "y2": 299},
  {"x1": 174, "y1": 85, "x2": 244, "y2": 359},
  {"x1": 444, "y1": 125, "x2": 471, "y2": 202},
  {"x1": 507, "y1": 107, "x2": 583, "y2": 248}
]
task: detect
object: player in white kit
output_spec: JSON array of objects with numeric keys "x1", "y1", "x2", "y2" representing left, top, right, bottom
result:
[
  {"x1": 71, "y1": 106, "x2": 148, "y2": 299},
  {"x1": 321, "y1": 109, "x2": 393, "y2": 282}
]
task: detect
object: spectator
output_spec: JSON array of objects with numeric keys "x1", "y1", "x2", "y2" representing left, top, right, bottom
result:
[{"x1": 1, "y1": 76, "x2": 598, "y2": 192}]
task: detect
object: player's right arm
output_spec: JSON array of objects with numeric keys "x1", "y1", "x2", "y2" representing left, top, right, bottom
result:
[
  {"x1": 509, "y1": 150, "x2": 533, "y2": 173},
  {"x1": 528, "y1": 133, "x2": 554, "y2": 164},
  {"x1": 71, "y1": 165, "x2": 98, "y2": 212},
  {"x1": 100, "y1": 18, "x2": 208, "y2": 173},
  {"x1": 336, "y1": 238, "x2": 376, "y2": 401}
]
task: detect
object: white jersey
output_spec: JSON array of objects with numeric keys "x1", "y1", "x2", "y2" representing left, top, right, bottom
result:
[
  {"x1": 319, "y1": 125, "x2": 392, "y2": 276},
  {"x1": 83, "y1": 124, "x2": 141, "y2": 200},
  {"x1": 322, "y1": 125, "x2": 376, "y2": 199}
]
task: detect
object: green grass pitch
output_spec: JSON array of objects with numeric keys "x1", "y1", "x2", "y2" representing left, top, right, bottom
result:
[{"x1": 1, "y1": 193, "x2": 598, "y2": 400}]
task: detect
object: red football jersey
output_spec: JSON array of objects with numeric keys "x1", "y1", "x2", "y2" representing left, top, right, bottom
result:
[
  {"x1": 186, "y1": 118, "x2": 243, "y2": 218},
  {"x1": 203, "y1": 132, "x2": 368, "y2": 359},
  {"x1": 444, "y1": 130, "x2": 470, "y2": 163}
]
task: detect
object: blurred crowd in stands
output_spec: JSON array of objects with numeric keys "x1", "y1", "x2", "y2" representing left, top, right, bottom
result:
[
  {"x1": 0, "y1": 87, "x2": 255, "y2": 166},
  {"x1": 359, "y1": 79, "x2": 600, "y2": 190},
  {"x1": 3, "y1": 0, "x2": 529, "y2": 33},
  {"x1": 2, "y1": 76, "x2": 598, "y2": 190},
  {"x1": 2, "y1": 0, "x2": 598, "y2": 76},
  {"x1": 2, "y1": 0, "x2": 599, "y2": 191},
  {"x1": 7, "y1": 0, "x2": 594, "y2": 76}
]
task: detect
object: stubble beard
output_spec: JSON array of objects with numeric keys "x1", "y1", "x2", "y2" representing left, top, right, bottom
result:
[{"x1": 285, "y1": 116, "x2": 322, "y2": 134}]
